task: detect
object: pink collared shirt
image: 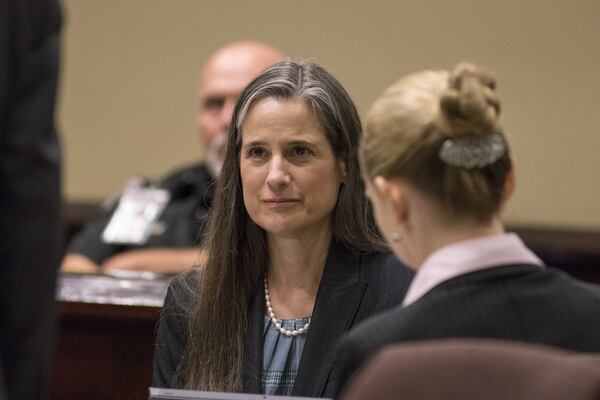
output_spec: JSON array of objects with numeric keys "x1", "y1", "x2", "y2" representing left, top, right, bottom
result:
[{"x1": 402, "y1": 233, "x2": 544, "y2": 307}]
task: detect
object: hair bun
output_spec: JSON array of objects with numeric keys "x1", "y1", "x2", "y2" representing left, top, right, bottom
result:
[{"x1": 438, "y1": 63, "x2": 500, "y2": 137}]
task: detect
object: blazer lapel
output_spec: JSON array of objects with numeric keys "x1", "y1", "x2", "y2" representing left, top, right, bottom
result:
[
  {"x1": 292, "y1": 242, "x2": 367, "y2": 397},
  {"x1": 243, "y1": 286, "x2": 264, "y2": 394}
]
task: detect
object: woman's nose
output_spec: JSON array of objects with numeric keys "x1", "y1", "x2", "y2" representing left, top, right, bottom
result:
[{"x1": 266, "y1": 157, "x2": 291, "y2": 189}]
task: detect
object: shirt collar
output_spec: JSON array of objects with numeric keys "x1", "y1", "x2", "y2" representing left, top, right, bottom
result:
[{"x1": 402, "y1": 233, "x2": 544, "y2": 307}]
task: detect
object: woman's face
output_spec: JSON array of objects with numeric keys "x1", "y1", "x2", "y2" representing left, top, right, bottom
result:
[{"x1": 240, "y1": 98, "x2": 345, "y2": 238}]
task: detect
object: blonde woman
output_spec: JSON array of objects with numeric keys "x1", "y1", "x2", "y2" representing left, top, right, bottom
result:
[{"x1": 332, "y1": 63, "x2": 600, "y2": 394}]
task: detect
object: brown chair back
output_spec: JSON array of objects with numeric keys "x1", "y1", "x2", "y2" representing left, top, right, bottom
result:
[{"x1": 340, "y1": 339, "x2": 600, "y2": 400}]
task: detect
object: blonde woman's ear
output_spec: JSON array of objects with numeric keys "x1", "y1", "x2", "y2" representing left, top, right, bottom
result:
[
  {"x1": 502, "y1": 168, "x2": 516, "y2": 203},
  {"x1": 373, "y1": 176, "x2": 409, "y2": 225},
  {"x1": 372, "y1": 176, "x2": 390, "y2": 197}
]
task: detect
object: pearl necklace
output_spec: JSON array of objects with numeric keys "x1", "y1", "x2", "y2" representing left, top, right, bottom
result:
[{"x1": 264, "y1": 277, "x2": 310, "y2": 337}]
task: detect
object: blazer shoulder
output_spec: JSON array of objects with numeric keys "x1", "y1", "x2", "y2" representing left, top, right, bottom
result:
[
  {"x1": 360, "y1": 251, "x2": 412, "y2": 274},
  {"x1": 359, "y1": 251, "x2": 414, "y2": 293},
  {"x1": 158, "y1": 270, "x2": 201, "y2": 352},
  {"x1": 165, "y1": 270, "x2": 200, "y2": 311},
  {"x1": 153, "y1": 270, "x2": 201, "y2": 388},
  {"x1": 347, "y1": 303, "x2": 409, "y2": 345},
  {"x1": 331, "y1": 306, "x2": 408, "y2": 397}
]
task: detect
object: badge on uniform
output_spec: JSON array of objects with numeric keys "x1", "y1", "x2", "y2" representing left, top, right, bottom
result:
[{"x1": 102, "y1": 177, "x2": 170, "y2": 245}]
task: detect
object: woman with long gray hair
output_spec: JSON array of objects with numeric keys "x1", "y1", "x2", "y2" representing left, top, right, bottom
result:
[{"x1": 152, "y1": 59, "x2": 413, "y2": 397}]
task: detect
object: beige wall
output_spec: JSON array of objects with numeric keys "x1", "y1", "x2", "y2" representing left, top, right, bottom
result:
[{"x1": 59, "y1": 0, "x2": 600, "y2": 229}]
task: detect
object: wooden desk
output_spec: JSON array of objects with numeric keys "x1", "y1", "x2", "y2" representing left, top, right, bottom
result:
[{"x1": 52, "y1": 274, "x2": 169, "y2": 400}]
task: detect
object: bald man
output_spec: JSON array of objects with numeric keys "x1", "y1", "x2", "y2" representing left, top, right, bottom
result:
[{"x1": 62, "y1": 41, "x2": 283, "y2": 274}]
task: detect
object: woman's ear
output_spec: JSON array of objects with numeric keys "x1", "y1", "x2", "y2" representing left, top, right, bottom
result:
[
  {"x1": 373, "y1": 176, "x2": 409, "y2": 225},
  {"x1": 502, "y1": 168, "x2": 516, "y2": 203}
]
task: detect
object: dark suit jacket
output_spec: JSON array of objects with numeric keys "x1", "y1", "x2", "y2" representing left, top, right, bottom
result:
[
  {"x1": 0, "y1": 0, "x2": 61, "y2": 399},
  {"x1": 152, "y1": 241, "x2": 414, "y2": 398},
  {"x1": 332, "y1": 264, "x2": 600, "y2": 396}
]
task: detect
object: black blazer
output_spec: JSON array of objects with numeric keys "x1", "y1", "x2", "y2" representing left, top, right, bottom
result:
[
  {"x1": 331, "y1": 264, "x2": 600, "y2": 396},
  {"x1": 152, "y1": 241, "x2": 414, "y2": 398}
]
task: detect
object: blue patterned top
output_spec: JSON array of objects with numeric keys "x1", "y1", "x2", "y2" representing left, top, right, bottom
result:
[{"x1": 262, "y1": 316, "x2": 311, "y2": 396}]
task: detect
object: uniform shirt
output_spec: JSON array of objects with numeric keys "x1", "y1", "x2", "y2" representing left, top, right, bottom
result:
[{"x1": 68, "y1": 163, "x2": 214, "y2": 265}]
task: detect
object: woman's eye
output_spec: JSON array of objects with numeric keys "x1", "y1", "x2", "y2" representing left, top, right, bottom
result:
[
  {"x1": 292, "y1": 146, "x2": 312, "y2": 157},
  {"x1": 247, "y1": 147, "x2": 266, "y2": 158}
]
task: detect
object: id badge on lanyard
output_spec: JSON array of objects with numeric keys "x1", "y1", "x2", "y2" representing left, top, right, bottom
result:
[{"x1": 102, "y1": 177, "x2": 170, "y2": 245}]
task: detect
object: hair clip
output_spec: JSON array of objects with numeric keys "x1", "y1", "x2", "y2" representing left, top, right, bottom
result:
[{"x1": 438, "y1": 133, "x2": 506, "y2": 169}]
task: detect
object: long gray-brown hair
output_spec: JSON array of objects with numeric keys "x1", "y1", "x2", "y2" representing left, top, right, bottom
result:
[{"x1": 181, "y1": 59, "x2": 385, "y2": 391}]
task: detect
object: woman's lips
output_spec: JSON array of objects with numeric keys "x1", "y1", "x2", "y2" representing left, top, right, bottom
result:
[{"x1": 262, "y1": 198, "x2": 300, "y2": 209}]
